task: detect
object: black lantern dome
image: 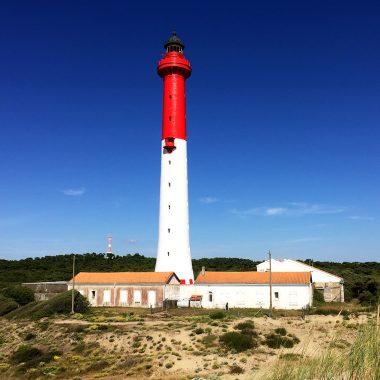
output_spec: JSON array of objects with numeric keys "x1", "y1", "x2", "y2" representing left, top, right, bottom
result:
[{"x1": 164, "y1": 31, "x2": 185, "y2": 53}]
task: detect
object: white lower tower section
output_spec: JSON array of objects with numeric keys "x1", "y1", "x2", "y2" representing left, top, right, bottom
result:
[{"x1": 155, "y1": 138, "x2": 194, "y2": 284}]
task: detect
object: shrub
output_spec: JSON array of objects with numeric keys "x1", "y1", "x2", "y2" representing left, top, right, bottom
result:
[
  {"x1": 274, "y1": 327, "x2": 287, "y2": 336},
  {"x1": 235, "y1": 321, "x2": 255, "y2": 330},
  {"x1": 265, "y1": 333, "x2": 298, "y2": 349},
  {"x1": 11, "y1": 345, "x2": 42, "y2": 363},
  {"x1": 229, "y1": 364, "x2": 244, "y2": 374},
  {"x1": 220, "y1": 332, "x2": 256, "y2": 352},
  {"x1": 313, "y1": 288, "x2": 325, "y2": 305},
  {"x1": 24, "y1": 332, "x2": 36, "y2": 341},
  {"x1": 210, "y1": 311, "x2": 225, "y2": 319},
  {"x1": 0, "y1": 295, "x2": 18, "y2": 316},
  {"x1": 194, "y1": 328, "x2": 204, "y2": 335},
  {"x1": 6, "y1": 291, "x2": 90, "y2": 320},
  {"x1": 1, "y1": 286, "x2": 34, "y2": 305}
]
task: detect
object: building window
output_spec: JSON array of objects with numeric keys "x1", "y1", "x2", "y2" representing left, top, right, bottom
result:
[
  {"x1": 209, "y1": 291, "x2": 213, "y2": 302},
  {"x1": 169, "y1": 116, "x2": 172, "y2": 121},
  {"x1": 168, "y1": 228, "x2": 170, "y2": 233},
  {"x1": 169, "y1": 94, "x2": 172, "y2": 99},
  {"x1": 168, "y1": 182, "x2": 171, "y2": 187},
  {"x1": 274, "y1": 292, "x2": 279, "y2": 300},
  {"x1": 168, "y1": 205, "x2": 171, "y2": 210},
  {"x1": 134, "y1": 290, "x2": 142, "y2": 304},
  {"x1": 91, "y1": 290, "x2": 96, "y2": 299},
  {"x1": 167, "y1": 252, "x2": 170, "y2": 256},
  {"x1": 169, "y1": 160, "x2": 171, "y2": 165}
]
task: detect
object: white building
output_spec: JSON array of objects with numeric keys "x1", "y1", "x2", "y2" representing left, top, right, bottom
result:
[
  {"x1": 257, "y1": 259, "x2": 344, "y2": 302},
  {"x1": 180, "y1": 271, "x2": 313, "y2": 310}
]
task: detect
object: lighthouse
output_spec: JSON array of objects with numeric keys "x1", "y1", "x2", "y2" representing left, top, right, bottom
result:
[{"x1": 155, "y1": 32, "x2": 194, "y2": 285}]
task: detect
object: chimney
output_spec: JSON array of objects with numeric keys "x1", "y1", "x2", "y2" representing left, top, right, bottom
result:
[{"x1": 201, "y1": 266, "x2": 205, "y2": 276}]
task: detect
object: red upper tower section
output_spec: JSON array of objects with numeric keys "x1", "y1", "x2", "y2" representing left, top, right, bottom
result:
[{"x1": 157, "y1": 32, "x2": 191, "y2": 152}]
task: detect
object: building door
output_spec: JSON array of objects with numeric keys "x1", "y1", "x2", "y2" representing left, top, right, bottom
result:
[
  {"x1": 90, "y1": 290, "x2": 97, "y2": 306},
  {"x1": 289, "y1": 291, "x2": 298, "y2": 307},
  {"x1": 148, "y1": 290, "x2": 156, "y2": 307}
]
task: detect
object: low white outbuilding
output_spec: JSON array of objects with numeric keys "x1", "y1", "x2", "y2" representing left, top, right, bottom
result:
[
  {"x1": 257, "y1": 259, "x2": 344, "y2": 302},
  {"x1": 180, "y1": 271, "x2": 312, "y2": 310}
]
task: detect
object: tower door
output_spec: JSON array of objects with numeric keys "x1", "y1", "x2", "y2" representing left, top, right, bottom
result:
[{"x1": 148, "y1": 290, "x2": 156, "y2": 307}]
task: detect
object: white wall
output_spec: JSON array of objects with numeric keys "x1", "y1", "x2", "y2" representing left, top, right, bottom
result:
[
  {"x1": 179, "y1": 284, "x2": 312, "y2": 310},
  {"x1": 257, "y1": 259, "x2": 342, "y2": 283}
]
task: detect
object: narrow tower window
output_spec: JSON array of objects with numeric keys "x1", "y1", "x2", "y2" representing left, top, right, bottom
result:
[
  {"x1": 168, "y1": 228, "x2": 170, "y2": 233},
  {"x1": 169, "y1": 94, "x2": 172, "y2": 99},
  {"x1": 169, "y1": 116, "x2": 172, "y2": 121},
  {"x1": 167, "y1": 252, "x2": 170, "y2": 256},
  {"x1": 168, "y1": 160, "x2": 171, "y2": 165},
  {"x1": 168, "y1": 205, "x2": 171, "y2": 210},
  {"x1": 168, "y1": 182, "x2": 171, "y2": 187}
]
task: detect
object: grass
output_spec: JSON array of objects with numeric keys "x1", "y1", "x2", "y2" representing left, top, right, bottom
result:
[{"x1": 263, "y1": 323, "x2": 380, "y2": 380}]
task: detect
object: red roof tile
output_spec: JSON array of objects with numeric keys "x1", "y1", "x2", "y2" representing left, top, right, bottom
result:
[
  {"x1": 195, "y1": 271, "x2": 311, "y2": 284},
  {"x1": 69, "y1": 272, "x2": 176, "y2": 284}
]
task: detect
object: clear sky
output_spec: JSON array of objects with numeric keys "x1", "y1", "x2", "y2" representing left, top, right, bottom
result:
[{"x1": 1, "y1": 1, "x2": 379, "y2": 261}]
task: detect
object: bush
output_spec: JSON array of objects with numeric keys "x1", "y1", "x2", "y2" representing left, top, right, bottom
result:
[
  {"x1": 313, "y1": 288, "x2": 325, "y2": 304},
  {"x1": 235, "y1": 320, "x2": 255, "y2": 330},
  {"x1": 0, "y1": 295, "x2": 18, "y2": 316},
  {"x1": 229, "y1": 364, "x2": 244, "y2": 374},
  {"x1": 6, "y1": 291, "x2": 90, "y2": 320},
  {"x1": 274, "y1": 327, "x2": 287, "y2": 336},
  {"x1": 265, "y1": 333, "x2": 298, "y2": 349},
  {"x1": 1, "y1": 286, "x2": 34, "y2": 305},
  {"x1": 11, "y1": 345, "x2": 61, "y2": 370},
  {"x1": 24, "y1": 333, "x2": 36, "y2": 341},
  {"x1": 209, "y1": 311, "x2": 225, "y2": 319},
  {"x1": 230, "y1": 364, "x2": 244, "y2": 375},
  {"x1": 11, "y1": 345, "x2": 42, "y2": 363},
  {"x1": 194, "y1": 328, "x2": 204, "y2": 335},
  {"x1": 220, "y1": 332, "x2": 256, "y2": 352}
]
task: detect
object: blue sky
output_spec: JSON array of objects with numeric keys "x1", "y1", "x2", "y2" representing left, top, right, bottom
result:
[{"x1": 0, "y1": 1, "x2": 379, "y2": 261}]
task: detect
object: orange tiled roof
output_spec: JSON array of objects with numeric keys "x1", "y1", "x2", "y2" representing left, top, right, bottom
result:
[
  {"x1": 69, "y1": 272, "x2": 176, "y2": 284},
  {"x1": 195, "y1": 271, "x2": 311, "y2": 284}
]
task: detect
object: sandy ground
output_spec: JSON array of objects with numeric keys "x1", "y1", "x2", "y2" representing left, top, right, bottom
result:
[{"x1": 0, "y1": 313, "x2": 370, "y2": 380}]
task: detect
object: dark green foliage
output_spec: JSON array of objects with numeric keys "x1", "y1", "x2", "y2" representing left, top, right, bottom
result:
[
  {"x1": 0, "y1": 295, "x2": 18, "y2": 316},
  {"x1": 209, "y1": 311, "x2": 225, "y2": 319},
  {"x1": 11, "y1": 345, "x2": 62, "y2": 370},
  {"x1": 274, "y1": 327, "x2": 287, "y2": 336},
  {"x1": 6, "y1": 291, "x2": 89, "y2": 320},
  {"x1": 220, "y1": 331, "x2": 257, "y2": 352},
  {"x1": 1, "y1": 285, "x2": 34, "y2": 305},
  {"x1": 194, "y1": 328, "x2": 204, "y2": 334},
  {"x1": 313, "y1": 288, "x2": 325, "y2": 305},
  {"x1": 11, "y1": 345, "x2": 42, "y2": 363},
  {"x1": 229, "y1": 364, "x2": 244, "y2": 374},
  {"x1": 311, "y1": 307, "x2": 350, "y2": 316},
  {"x1": 265, "y1": 332, "x2": 299, "y2": 349},
  {"x1": 24, "y1": 332, "x2": 36, "y2": 341},
  {"x1": 301, "y1": 260, "x2": 380, "y2": 303},
  {"x1": 235, "y1": 321, "x2": 255, "y2": 330}
]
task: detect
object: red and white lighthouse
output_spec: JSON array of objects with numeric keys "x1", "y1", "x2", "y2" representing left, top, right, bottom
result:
[{"x1": 155, "y1": 32, "x2": 194, "y2": 284}]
